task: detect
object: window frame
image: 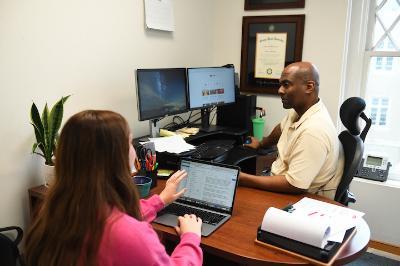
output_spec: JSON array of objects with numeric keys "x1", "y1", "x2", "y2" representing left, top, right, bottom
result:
[
  {"x1": 344, "y1": 0, "x2": 400, "y2": 99},
  {"x1": 343, "y1": 0, "x2": 400, "y2": 180}
]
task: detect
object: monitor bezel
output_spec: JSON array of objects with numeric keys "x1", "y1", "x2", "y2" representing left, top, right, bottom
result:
[
  {"x1": 136, "y1": 68, "x2": 189, "y2": 121},
  {"x1": 186, "y1": 66, "x2": 237, "y2": 111}
]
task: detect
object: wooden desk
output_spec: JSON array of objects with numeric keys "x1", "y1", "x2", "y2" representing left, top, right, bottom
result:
[
  {"x1": 152, "y1": 180, "x2": 370, "y2": 266},
  {"x1": 28, "y1": 181, "x2": 370, "y2": 265}
]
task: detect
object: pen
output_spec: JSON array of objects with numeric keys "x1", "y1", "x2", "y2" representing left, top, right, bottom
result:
[{"x1": 134, "y1": 158, "x2": 141, "y2": 171}]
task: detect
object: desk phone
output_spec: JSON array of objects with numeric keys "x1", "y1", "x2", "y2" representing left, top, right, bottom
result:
[{"x1": 355, "y1": 154, "x2": 391, "y2": 182}]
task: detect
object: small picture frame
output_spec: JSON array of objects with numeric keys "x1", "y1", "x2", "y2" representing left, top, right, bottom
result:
[
  {"x1": 244, "y1": 0, "x2": 305, "y2": 10},
  {"x1": 240, "y1": 15, "x2": 305, "y2": 95}
]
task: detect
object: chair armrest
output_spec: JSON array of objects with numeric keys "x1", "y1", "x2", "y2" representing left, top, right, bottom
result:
[{"x1": 343, "y1": 190, "x2": 356, "y2": 206}]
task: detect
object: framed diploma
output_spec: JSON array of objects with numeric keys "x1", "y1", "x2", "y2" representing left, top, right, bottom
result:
[
  {"x1": 244, "y1": 0, "x2": 305, "y2": 10},
  {"x1": 240, "y1": 15, "x2": 305, "y2": 95},
  {"x1": 255, "y1": 33, "x2": 287, "y2": 79}
]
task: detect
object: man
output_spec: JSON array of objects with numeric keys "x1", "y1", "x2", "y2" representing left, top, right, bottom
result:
[{"x1": 240, "y1": 62, "x2": 344, "y2": 200}]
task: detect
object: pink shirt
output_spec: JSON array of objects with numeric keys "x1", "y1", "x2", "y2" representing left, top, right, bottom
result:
[{"x1": 97, "y1": 195, "x2": 203, "y2": 266}]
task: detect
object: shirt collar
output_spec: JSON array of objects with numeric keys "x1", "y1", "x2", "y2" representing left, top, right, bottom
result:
[{"x1": 290, "y1": 99, "x2": 323, "y2": 130}]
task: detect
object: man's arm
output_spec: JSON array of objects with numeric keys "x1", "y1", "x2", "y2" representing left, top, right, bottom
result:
[
  {"x1": 238, "y1": 172, "x2": 305, "y2": 194},
  {"x1": 246, "y1": 124, "x2": 282, "y2": 149},
  {"x1": 260, "y1": 123, "x2": 282, "y2": 148}
]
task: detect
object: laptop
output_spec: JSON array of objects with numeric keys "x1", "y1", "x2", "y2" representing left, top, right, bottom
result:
[{"x1": 154, "y1": 158, "x2": 240, "y2": 236}]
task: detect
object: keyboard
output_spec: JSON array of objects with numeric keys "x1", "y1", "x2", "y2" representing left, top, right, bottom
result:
[
  {"x1": 179, "y1": 139, "x2": 235, "y2": 161},
  {"x1": 159, "y1": 203, "x2": 226, "y2": 225}
]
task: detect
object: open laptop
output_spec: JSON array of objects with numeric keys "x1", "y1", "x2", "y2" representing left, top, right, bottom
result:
[{"x1": 154, "y1": 158, "x2": 240, "y2": 236}]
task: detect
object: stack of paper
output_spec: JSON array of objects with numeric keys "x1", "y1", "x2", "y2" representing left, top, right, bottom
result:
[
  {"x1": 261, "y1": 197, "x2": 364, "y2": 248},
  {"x1": 148, "y1": 135, "x2": 195, "y2": 154}
]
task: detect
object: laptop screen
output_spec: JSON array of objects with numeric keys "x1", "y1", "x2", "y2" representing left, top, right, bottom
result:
[{"x1": 178, "y1": 159, "x2": 239, "y2": 212}]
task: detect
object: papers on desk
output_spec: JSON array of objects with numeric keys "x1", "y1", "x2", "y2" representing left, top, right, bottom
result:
[
  {"x1": 147, "y1": 135, "x2": 195, "y2": 154},
  {"x1": 260, "y1": 197, "x2": 364, "y2": 248},
  {"x1": 262, "y1": 207, "x2": 331, "y2": 248},
  {"x1": 292, "y1": 198, "x2": 364, "y2": 243}
]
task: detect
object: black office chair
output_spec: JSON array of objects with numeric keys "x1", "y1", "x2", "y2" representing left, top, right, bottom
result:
[
  {"x1": 334, "y1": 97, "x2": 371, "y2": 206},
  {"x1": 0, "y1": 226, "x2": 23, "y2": 266}
]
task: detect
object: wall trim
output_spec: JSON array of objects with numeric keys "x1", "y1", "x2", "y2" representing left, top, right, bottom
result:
[{"x1": 369, "y1": 240, "x2": 400, "y2": 256}]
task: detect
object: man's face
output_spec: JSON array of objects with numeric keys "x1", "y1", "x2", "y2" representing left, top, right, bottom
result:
[{"x1": 278, "y1": 66, "x2": 307, "y2": 110}]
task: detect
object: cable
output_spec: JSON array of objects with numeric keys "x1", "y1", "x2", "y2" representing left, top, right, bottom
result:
[
  {"x1": 173, "y1": 116, "x2": 185, "y2": 125},
  {"x1": 186, "y1": 110, "x2": 202, "y2": 128}
]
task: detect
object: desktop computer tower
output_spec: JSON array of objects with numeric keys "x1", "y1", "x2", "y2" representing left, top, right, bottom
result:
[{"x1": 217, "y1": 94, "x2": 257, "y2": 135}]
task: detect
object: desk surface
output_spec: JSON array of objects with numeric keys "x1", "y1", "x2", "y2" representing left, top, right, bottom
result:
[
  {"x1": 28, "y1": 182, "x2": 370, "y2": 265},
  {"x1": 152, "y1": 180, "x2": 370, "y2": 265}
]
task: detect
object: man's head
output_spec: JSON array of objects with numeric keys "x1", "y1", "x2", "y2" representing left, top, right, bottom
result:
[{"x1": 278, "y1": 62, "x2": 320, "y2": 115}]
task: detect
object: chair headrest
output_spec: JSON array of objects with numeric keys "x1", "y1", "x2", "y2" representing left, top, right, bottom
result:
[{"x1": 340, "y1": 97, "x2": 366, "y2": 135}]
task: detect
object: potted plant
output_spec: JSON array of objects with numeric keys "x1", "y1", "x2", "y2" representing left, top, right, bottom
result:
[{"x1": 30, "y1": 96, "x2": 69, "y2": 186}]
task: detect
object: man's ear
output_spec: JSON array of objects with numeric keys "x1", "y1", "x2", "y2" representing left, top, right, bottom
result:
[{"x1": 305, "y1": 81, "x2": 316, "y2": 94}]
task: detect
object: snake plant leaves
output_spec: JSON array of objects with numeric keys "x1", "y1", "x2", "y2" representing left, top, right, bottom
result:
[
  {"x1": 30, "y1": 96, "x2": 69, "y2": 166},
  {"x1": 30, "y1": 103, "x2": 45, "y2": 155}
]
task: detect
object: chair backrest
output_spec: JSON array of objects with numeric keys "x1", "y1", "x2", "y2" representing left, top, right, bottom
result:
[
  {"x1": 0, "y1": 226, "x2": 23, "y2": 266},
  {"x1": 334, "y1": 97, "x2": 371, "y2": 206}
]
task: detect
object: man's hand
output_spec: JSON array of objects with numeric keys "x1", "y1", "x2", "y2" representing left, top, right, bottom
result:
[{"x1": 244, "y1": 136, "x2": 261, "y2": 149}]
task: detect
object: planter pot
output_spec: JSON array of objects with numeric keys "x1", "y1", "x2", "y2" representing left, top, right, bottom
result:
[{"x1": 43, "y1": 164, "x2": 55, "y2": 187}]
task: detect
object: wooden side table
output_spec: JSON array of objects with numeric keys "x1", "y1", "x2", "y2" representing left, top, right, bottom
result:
[{"x1": 28, "y1": 185, "x2": 47, "y2": 220}]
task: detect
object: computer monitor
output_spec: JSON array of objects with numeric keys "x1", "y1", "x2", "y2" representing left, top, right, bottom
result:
[
  {"x1": 187, "y1": 66, "x2": 236, "y2": 131},
  {"x1": 136, "y1": 68, "x2": 188, "y2": 121}
]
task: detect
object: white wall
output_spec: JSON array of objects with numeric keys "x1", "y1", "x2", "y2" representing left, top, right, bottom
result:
[
  {"x1": 212, "y1": 0, "x2": 348, "y2": 134},
  {"x1": 350, "y1": 178, "x2": 400, "y2": 246},
  {"x1": 0, "y1": 0, "x2": 216, "y2": 230}
]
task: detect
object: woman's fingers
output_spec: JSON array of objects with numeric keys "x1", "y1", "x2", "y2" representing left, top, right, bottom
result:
[{"x1": 174, "y1": 188, "x2": 187, "y2": 198}]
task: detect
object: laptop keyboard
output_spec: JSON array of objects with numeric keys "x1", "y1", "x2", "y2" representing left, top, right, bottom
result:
[{"x1": 159, "y1": 203, "x2": 226, "y2": 225}]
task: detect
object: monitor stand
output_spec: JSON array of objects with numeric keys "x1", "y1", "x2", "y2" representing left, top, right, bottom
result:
[
  {"x1": 149, "y1": 119, "x2": 160, "y2": 138},
  {"x1": 199, "y1": 108, "x2": 226, "y2": 133}
]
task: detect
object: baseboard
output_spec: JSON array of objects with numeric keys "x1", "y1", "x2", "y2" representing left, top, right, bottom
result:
[{"x1": 369, "y1": 240, "x2": 400, "y2": 256}]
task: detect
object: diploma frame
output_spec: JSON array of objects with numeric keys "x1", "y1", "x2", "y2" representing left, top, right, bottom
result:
[
  {"x1": 240, "y1": 15, "x2": 305, "y2": 95},
  {"x1": 244, "y1": 0, "x2": 305, "y2": 10}
]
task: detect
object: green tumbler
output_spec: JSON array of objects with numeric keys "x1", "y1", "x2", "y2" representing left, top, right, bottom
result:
[{"x1": 252, "y1": 117, "x2": 265, "y2": 141}]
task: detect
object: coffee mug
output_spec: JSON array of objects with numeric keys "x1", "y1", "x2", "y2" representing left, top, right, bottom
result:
[{"x1": 133, "y1": 176, "x2": 152, "y2": 198}]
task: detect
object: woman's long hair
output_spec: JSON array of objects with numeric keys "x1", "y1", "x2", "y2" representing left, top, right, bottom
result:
[{"x1": 25, "y1": 110, "x2": 141, "y2": 266}]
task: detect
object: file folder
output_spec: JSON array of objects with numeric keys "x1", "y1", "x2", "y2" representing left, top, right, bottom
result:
[{"x1": 255, "y1": 226, "x2": 356, "y2": 266}]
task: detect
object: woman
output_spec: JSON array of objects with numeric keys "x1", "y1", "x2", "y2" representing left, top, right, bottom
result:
[{"x1": 25, "y1": 110, "x2": 202, "y2": 266}]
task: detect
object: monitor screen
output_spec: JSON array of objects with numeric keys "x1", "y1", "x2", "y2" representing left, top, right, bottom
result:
[
  {"x1": 136, "y1": 68, "x2": 188, "y2": 121},
  {"x1": 187, "y1": 67, "x2": 236, "y2": 110}
]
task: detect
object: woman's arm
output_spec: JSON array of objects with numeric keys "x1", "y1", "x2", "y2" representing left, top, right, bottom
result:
[{"x1": 139, "y1": 170, "x2": 188, "y2": 222}]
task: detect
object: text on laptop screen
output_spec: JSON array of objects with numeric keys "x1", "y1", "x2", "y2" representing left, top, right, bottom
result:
[{"x1": 179, "y1": 160, "x2": 238, "y2": 211}]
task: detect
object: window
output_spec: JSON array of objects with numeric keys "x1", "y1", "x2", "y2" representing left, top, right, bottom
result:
[
  {"x1": 345, "y1": 0, "x2": 400, "y2": 180},
  {"x1": 385, "y1": 56, "x2": 393, "y2": 70},
  {"x1": 369, "y1": 97, "x2": 389, "y2": 126},
  {"x1": 375, "y1": 57, "x2": 383, "y2": 69}
]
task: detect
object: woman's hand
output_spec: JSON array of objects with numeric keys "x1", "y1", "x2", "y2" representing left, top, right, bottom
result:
[
  {"x1": 159, "y1": 170, "x2": 187, "y2": 205},
  {"x1": 244, "y1": 136, "x2": 261, "y2": 149},
  {"x1": 175, "y1": 214, "x2": 202, "y2": 237}
]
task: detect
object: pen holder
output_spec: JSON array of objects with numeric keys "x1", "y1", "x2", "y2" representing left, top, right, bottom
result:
[{"x1": 138, "y1": 169, "x2": 158, "y2": 189}]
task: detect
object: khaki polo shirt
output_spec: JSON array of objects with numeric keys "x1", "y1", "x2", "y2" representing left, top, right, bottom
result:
[{"x1": 271, "y1": 100, "x2": 344, "y2": 200}]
